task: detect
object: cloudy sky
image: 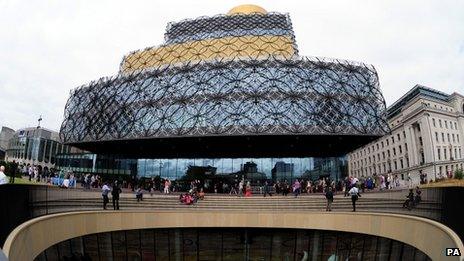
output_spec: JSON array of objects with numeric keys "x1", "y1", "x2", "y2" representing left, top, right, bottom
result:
[{"x1": 0, "y1": 0, "x2": 463, "y2": 131}]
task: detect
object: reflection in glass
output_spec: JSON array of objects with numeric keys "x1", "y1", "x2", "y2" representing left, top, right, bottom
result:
[
  {"x1": 82, "y1": 234, "x2": 99, "y2": 260},
  {"x1": 97, "y1": 233, "x2": 112, "y2": 261},
  {"x1": 112, "y1": 231, "x2": 126, "y2": 260},
  {"x1": 38, "y1": 228, "x2": 431, "y2": 261}
]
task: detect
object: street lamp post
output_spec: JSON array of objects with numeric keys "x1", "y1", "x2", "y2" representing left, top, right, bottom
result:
[{"x1": 30, "y1": 116, "x2": 42, "y2": 181}]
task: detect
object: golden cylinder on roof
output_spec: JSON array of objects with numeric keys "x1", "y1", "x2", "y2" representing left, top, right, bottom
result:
[{"x1": 227, "y1": 4, "x2": 267, "y2": 15}]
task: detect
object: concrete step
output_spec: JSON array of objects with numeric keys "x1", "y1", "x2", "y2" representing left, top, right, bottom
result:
[{"x1": 32, "y1": 201, "x2": 441, "y2": 211}]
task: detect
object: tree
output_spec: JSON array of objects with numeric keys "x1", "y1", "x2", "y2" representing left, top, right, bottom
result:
[
  {"x1": 455, "y1": 169, "x2": 463, "y2": 180},
  {"x1": 0, "y1": 160, "x2": 19, "y2": 183}
]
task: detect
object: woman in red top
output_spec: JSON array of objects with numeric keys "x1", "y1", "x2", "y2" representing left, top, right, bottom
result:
[{"x1": 245, "y1": 185, "x2": 252, "y2": 197}]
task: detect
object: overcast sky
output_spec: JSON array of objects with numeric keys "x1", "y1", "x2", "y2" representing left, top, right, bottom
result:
[{"x1": 0, "y1": 0, "x2": 463, "y2": 131}]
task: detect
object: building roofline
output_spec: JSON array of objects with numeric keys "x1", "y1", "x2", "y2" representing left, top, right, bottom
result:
[
  {"x1": 15, "y1": 127, "x2": 58, "y2": 134},
  {"x1": 450, "y1": 92, "x2": 464, "y2": 99},
  {"x1": 1, "y1": 126, "x2": 15, "y2": 132},
  {"x1": 387, "y1": 84, "x2": 450, "y2": 119}
]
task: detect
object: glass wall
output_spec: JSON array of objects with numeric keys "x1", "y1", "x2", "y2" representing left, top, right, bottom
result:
[
  {"x1": 137, "y1": 157, "x2": 346, "y2": 182},
  {"x1": 55, "y1": 155, "x2": 347, "y2": 182},
  {"x1": 35, "y1": 228, "x2": 431, "y2": 261},
  {"x1": 6, "y1": 136, "x2": 70, "y2": 165}
]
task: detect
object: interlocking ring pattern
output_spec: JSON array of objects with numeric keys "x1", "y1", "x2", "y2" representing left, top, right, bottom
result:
[
  {"x1": 164, "y1": 13, "x2": 294, "y2": 45},
  {"x1": 120, "y1": 35, "x2": 296, "y2": 73},
  {"x1": 60, "y1": 56, "x2": 390, "y2": 144}
]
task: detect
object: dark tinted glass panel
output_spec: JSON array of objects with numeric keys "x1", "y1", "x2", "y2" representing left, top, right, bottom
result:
[
  {"x1": 308, "y1": 230, "x2": 322, "y2": 260},
  {"x1": 126, "y1": 230, "x2": 142, "y2": 261},
  {"x1": 35, "y1": 252, "x2": 47, "y2": 261},
  {"x1": 140, "y1": 229, "x2": 155, "y2": 260},
  {"x1": 248, "y1": 229, "x2": 272, "y2": 260},
  {"x1": 37, "y1": 228, "x2": 431, "y2": 261},
  {"x1": 169, "y1": 229, "x2": 182, "y2": 260},
  {"x1": 82, "y1": 234, "x2": 99, "y2": 260},
  {"x1": 401, "y1": 244, "x2": 416, "y2": 261},
  {"x1": 320, "y1": 231, "x2": 337, "y2": 260},
  {"x1": 155, "y1": 229, "x2": 170, "y2": 260},
  {"x1": 222, "y1": 229, "x2": 245, "y2": 260},
  {"x1": 376, "y1": 237, "x2": 391, "y2": 261},
  {"x1": 414, "y1": 248, "x2": 429, "y2": 261},
  {"x1": 98, "y1": 232, "x2": 113, "y2": 261},
  {"x1": 270, "y1": 230, "x2": 295, "y2": 261},
  {"x1": 294, "y1": 231, "x2": 310, "y2": 260},
  {"x1": 56, "y1": 240, "x2": 72, "y2": 259},
  {"x1": 44, "y1": 245, "x2": 59, "y2": 261},
  {"x1": 70, "y1": 237, "x2": 84, "y2": 258},
  {"x1": 198, "y1": 229, "x2": 222, "y2": 260},
  {"x1": 361, "y1": 236, "x2": 377, "y2": 261},
  {"x1": 389, "y1": 240, "x2": 403, "y2": 261},
  {"x1": 182, "y1": 229, "x2": 198, "y2": 261},
  {"x1": 112, "y1": 231, "x2": 127, "y2": 260}
]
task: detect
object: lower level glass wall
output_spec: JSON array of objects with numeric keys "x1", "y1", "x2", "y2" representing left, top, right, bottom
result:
[
  {"x1": 55, "y1": 155, "x2": 347, "y2": 183},
  {"x1": 36, "y1": 227, "x2": 430, "y2": 261}
]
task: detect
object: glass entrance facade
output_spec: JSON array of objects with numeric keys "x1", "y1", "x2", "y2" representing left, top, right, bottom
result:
[
  {"x1": 137, "y1": 157, "x2": 346, "y2": 182},
  {"x1": 55, "y1": 155, "x2": 347, "y2": 182}
]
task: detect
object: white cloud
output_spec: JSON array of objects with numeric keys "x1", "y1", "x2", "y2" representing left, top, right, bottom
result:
[{"x1": 0, "y1": 0, "x2": 463, "y2": 131}]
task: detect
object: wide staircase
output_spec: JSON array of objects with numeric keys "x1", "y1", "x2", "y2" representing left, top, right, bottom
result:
[{"x1": 30, "y1": 190, "x2": 442, "y2": 221}]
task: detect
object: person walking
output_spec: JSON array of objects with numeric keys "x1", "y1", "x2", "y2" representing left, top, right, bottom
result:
[
  {"x1": 282, "y1": 180, "x2": 289, "y2": 196},
  {"x1": 238, "y1": 179, "x2": 244, "y2": 197},
  {"x1": 136, "y1": 186, "x2": 143, "y2": 202},
  {"x1": 112, "y1": 181, "x2": 122, "y2": 210},
  {"x1": 0, "y1": 166, "x2": 9, "y2": 185},
  {"x1": 263, "y1": 181, "x2": 272, "y2": 197},
  {"x1": 348, "y1": 185, "x2": 361, "y2": 212},
  {"x1": 414, "y1": 186, "x2": 422, "y2": 205},
  {"x1": 229, "y1": 183, "x2": 238, "y2": 195},
  {"x1": 28, "y1": 166, "x2": 33, "y2": 181},
  {"x1": 293, "y1": 179, "x2": 301, "y2": 198},
  {"x1": 102, "y1": 182, "x2": 111, "y2": 210},
  {"x1": 344, "y1": 177, "x2": 351, "y2": 197},
  {"x1": 325, "y1": 187, "x2": 334, "y2": 211},
  {"x1": 306, "y1": 180, "x2": 312, "y2": 194},
  {"x1": 164, "y1": 179, "x2": 171, "y2": 194},
  {"x1": 245, "y1": 184, "x2": 252, "y2": 197},
  {"x1": 10, "y1": 161, "x2": 17, "y2": 184}
]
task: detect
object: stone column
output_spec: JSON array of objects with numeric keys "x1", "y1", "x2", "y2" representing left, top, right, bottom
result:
[{"x1": 408, "y1": 126, "x2": 418, "y2": 167}]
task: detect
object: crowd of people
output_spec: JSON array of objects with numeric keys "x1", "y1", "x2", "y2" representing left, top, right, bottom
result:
[{"x1": 0, "y1": 162, "x2": 431, "y2": 213}]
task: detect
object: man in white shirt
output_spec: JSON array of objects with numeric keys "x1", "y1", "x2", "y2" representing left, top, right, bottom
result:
[
  {"x1": 62, "y1": 178, "x2": 70, "y2": 188},
  {"x1": 102, "y1": 182, "x2": 111, "y2": 209},
  {"x1": 0, "y1": 166, "x2": 9, "y2": 185},
  {"x1": 349, "y1": 185, "x2": 361, "y2": 212}
]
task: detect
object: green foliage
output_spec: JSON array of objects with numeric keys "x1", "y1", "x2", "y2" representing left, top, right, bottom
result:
[
  {"x1": 455, "y1": 169, "x2": 464, "y2": 180},
  {"x1": 0, "y1": 160, "x2": 19, "y2": 177}
]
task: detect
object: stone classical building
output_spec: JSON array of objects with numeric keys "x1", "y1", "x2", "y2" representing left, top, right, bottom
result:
[{"x1": 348, "y1": 85, "x2": 464, "y2": 184}]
